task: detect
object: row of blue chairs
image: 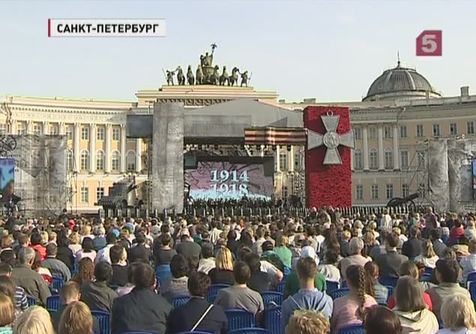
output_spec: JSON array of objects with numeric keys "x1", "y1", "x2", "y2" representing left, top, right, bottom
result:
[{"x1": 171, "y1": 291, "x2": 284, "y2": 309}]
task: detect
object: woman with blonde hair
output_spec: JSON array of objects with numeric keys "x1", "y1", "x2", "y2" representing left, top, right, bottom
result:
[
  {"x1": 208, "y1": 247, "x2": 235, "y2": 285},
  {"x1": 13, "y1": 306, "x2": 54, "y2": 334},
  {"x1": 414, "y1": 239, "x2": 439, "y2": 269},
  {"x1": 0, "y1": 293, "x2": 15, "y2": 333},
  {"x1": 285, "y1": 309, "x2": 330, "y2": 334},
  {"x1": 68, "y1": 232, "x2": 82, "y2": 256},
  {"x1": 438, "y1": 294, "x2": 476, "y2": 334},
  {"x1": 58, "y1": 301, "x2": 93, "y2": 334}
]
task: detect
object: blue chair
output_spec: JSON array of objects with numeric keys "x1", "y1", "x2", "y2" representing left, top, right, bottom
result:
[
  {"x1": 207, "y1": 284, "x2": 230, "y2": 303},
  {"x1": 225, "y1": 309, "x2": 255, "y2": 331},
  {"x1": 469, "y1": 281, "x2": 476, "y2": 304},
  {"x1": 261, "y1": 291, "x2": 283, "y2": 307},
  {"x1": 385, "y1": 285, "x2": 394, "y2": 303},
  {"x1": 229, "y1": 329, "x2": 270, "y2": 334},
  {"x1": 326, "y1": 280, "x2": 339, "y2": 294},
  {"x1": 46, "y1": 295, "x2": 61, "y2": 312},
  {"x1": 172, "y1": 295, "x2": 191, "y2": 308},
  {"x1": 467, "y1": 271, "x2": 476, "y2": 284},
  {"x1": 264, "y1": 306, "x2": 283, "y2": 334},
  {"x1": 379, "y1": 276, "x2": 398, "y2": 287},
  {"x1": 52, "y1": 275, "x2": 64, "y2": 291},
  {"x1": 156, "y1": 265, "x2": 172, "y2": 288},
  {"x1": 338, "y1": 324, "x2": 365, "y2": 334},
  {"x1": 276, "y1": 281, "x2": 285, "y2": 294},
  {"x1": 91, "y1": 310, "x2": 110, "y2": 334},
  {"x1": 26, "y1": 295, "x2": 37, "y2": 307},
  {"x1": 328, "y1": 288, "x2": 349, "y2": 300}
]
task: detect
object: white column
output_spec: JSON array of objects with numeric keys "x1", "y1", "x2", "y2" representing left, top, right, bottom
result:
[
  {"x1": 10, "y1": 121, "x2": 16, "y2": 135},
  {"x1": 393, "y1": 125, "x2": 399, "y2": 170},
  {"x1": 287, "y1": 146, "x2": 294, "y2": 172},
  {"x1": 120, "y1": 125, "x2": 127, "y2": 173},
  {"x1": 105, "y1": 124, "x2": 112, "y2": 173},
  {"x1": 89, "y1": 124, "x2": 96, "y2": 173},
  {"x1": 275, "y1": 145, "x2": 281, "y2": 172},
  {"x1": 135, "y1": 139, "x2": 142, "y2": 173},
  {"x1": 26, "y1": 121, "x2": 33, "y2": 134},
  {"x1": 362, "y1": 126, "x2": 369, "y2": 170},
  {"x1": 42, "y1": 121, "x2": 49, "y2": 135},
  {"x1": 59, "y1": 122, "x2": 65, "y2": 136},
  {"x1": 351, "y1": 149, "x2": 354, "y2": 171},
  {"x1": 74, "y1": 124, "x2": 80, "y2": 172},
  {"x1": 378, "y1": 125, "x2": 384, "y2": 170}
]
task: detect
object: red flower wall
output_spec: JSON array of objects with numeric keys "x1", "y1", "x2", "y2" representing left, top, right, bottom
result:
[{"x1": 304, "y1": 106, "x2": 352, "y2": 208}]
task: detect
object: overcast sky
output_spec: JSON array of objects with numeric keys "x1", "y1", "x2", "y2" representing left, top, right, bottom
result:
[{"x1": 1, "y1": 0, "x2": 475, "y2": 102}]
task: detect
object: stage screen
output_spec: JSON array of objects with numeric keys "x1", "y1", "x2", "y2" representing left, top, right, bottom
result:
[
  {"x1": 473, "y1": 160, "x2": 476, "y2": 199},
  {"x1": 185, "y1": 161, "x2": 274, "y2": 200},
  {"x1": 0, "y1": 158, "x2": 15, "y2": 198}
]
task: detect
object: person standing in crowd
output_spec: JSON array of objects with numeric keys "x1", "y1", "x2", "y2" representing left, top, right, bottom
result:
[
  {"x1": 214, "y1": 261, "x2": 264, "y2": 323},
  {"x1": 364, "y1": 305, "x2": 402, "y2": 334},
  {"x1": 375, "y1": 233, "x2": 408, "y2": 278},
  {"x1": 111, "y1": 262, "x2": 172, "y2": 334},
  {"x1": 11, "y1": 248, "x2": 51, "y2": 305},
  {"x1": 80, "y1": 261, "x2": 118, "y2": 312},
  {"x1": 393, "y1": 276, "x2": 439, "y2": 334},
  {"x1": 166, "y1": 272, "x2": 227, "y2": 334},
  {"x1": 438, "y1": 294, "x2": 476, "y2": 334},
  {"x1": 282, "y1": 257, "x2": 333, "y2": 327},
  {"x1": 41, "y1": 243, "x2": 71, "y2": 282},
  {"x1": 330, "y1": 265, "x2": 377, "y2": 333}
]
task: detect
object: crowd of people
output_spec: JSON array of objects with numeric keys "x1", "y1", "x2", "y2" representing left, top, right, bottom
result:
[{"x1": 0, "y1": 206, "x2": 474, "y2": 333}]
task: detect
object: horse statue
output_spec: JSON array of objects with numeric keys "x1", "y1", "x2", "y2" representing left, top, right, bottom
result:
[
  {"x1": 229, "y1": 67, "x2": 240, "y2": 86},
  {"x1": 187, "y1": 65, "x2": 195, "y2": 85},
  {"x1": 176, "y1": 66, "x2": 185, "y2": 85},
  {"x1": 240, "y1": 70, "x2": 249, "y2": 87},
  {"x1": 219, "y1": 66, "x2": 229, "y2": 86},
  {"x1": 166, "y1": 70, "x2": 175, "y2": 85},
  {"x1": 196, "y1": 65, "x2": 203, "y2": 85},
  {"x1": 209, "y1": 65, "x2": 220, "y2": 85}
]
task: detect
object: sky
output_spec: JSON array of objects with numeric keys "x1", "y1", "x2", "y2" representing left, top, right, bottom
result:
[{"x1": 1, "y1": 0, "x2": 476, "y2": 103}]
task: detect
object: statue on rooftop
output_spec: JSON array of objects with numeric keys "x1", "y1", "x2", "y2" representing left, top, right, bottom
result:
[
  {"x1": 196, "y1": 65, "x2": 203, "y2": 85},
  {"x1": 240, "y1": 71, "x2": 249, "y2": 87},
  {"x1": 219, "y1": 66, "x2": 229, "y2": 86},
  {"x1": 166, "y1": 70, "x2": 175, "y2": 85},
  {"x1": 187, "y1": 65, "x2": 195, "y2": 85},
  {"x1": 176, "y1": 66, "x2": 185, "y2": 85},
  {"x1": 229, "y1": 67, "x2": 240, "y2": 86}
]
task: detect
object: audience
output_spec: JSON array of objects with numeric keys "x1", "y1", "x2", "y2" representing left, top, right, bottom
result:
[
  {"x1": 42, "y1": 243, "x2": 71, "y2": 281},
  {"x1": 58, "y1": 301, "x2": 93, "y2": 334},
  {"x1": 285, "y1": 309, "x2": 330, "y2": 334},
  {"x1": 71, "y1": 257, "x2": 94, "y2": 286},
  {"x1": 80, "y1": 261, "x2": 118, "y2": 312},
  {"x1": 109, "y1": 245, "x2": 128, "y2": 287},
  {"x1": 339, "y1": 237, "x2": 370, "y2": 281},
  {"x1": 364, "y1": 261, "x2": 388, "y2": 305},
  {"x1": 438, "y1": 294, "x2": 476, "y2": 334},
  {"x1": 160, "y1": 254, "x2": 190, "y2": 301},
  {"x1": 246, "y1": 253, "x2": 276, "y2": 293},
  {"x1": 364, "y1": 305, "x2": 402, "y2": 334},
  {"x1": 197, "y1": 242, "x2": 216, "y2": 274},
  {"x1": 375, "y1": 233, "x2": 408, "y2": 278},
  {"x1": 414, "y1": 239, "x2": 439, "y2": 269},
  {"x1": 0, "y1": 293, "x2": 14, "y2": 334},
  {"x1": 0, "y1": 264, "x2": 28, "y2": 312},
  {"x1": 459, "y1": 239, "x2": 476, "y2": 284},
  {"x1": 208, "y1": 247, "x2": 235, "y2": 285},
  {"x1": 285, "y1": 248, "x2": 326, "y2": 297},
  {"x1": 13, "y1": 306, "x2": 54, "y2": 334}
]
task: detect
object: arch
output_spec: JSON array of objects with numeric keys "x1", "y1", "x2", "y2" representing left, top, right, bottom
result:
[{"x1": 126, "y1": 150, "x2": 136, "y2": 172}]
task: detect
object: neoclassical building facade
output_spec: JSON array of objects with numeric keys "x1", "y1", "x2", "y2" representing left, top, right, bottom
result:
[{"x1": 1, "y1": 62, "x2": 475, "y2": 212}]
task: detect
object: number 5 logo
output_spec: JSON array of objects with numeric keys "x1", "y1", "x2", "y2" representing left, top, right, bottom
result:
[{"x1": 416, "y1": 30, "x2": 442, "y2": 56}]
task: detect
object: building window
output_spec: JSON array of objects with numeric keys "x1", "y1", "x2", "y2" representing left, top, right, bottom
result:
[
  {"x1": 50, "y1": 124, "x2": 59, "y2": 135},
  {"x1": 402, "y1": 184, "x2": 409, "y2": 197},
  {"x1": 433, "y1": 124, "x2": 440, "y2": 137},
  {"x1": 450, "y1": 123, "x2": 458, "y2": 136},
  {"x1": 112, "y1": 151, "x2": 120, "y2": 172},
  {"x1": 80, "y1": 187, "x2": 89, "y2": 203},
  {"x1": 369, "y1": 150, "x2": 378, "y2": 169},
  {"x1": 384, "y1": 126, "x2": 392, "y2": 139},
  {"x1": 80, "y1": 150, "x2": 89, "y2": 171},
  {"x1": 356, "y1": 185, "x2": 363, "y2": 200},
  {"x1": 33, "y1": 123, "x2": 42, "y2": 135},
  {"x1": 81, "y1": 126, "x2": 89, "y2": 140},
  {"x1": 96, "y1": 187, "x2": 105, "y2": 201},
  {"x1": 416, "y1": 124, "x2": 424, "y2": 137},
  {"x1": 386, "y1": 184, "x2": 394, "y2": 199},
  {"x1": 96, "y1": 151, "x2": 105, "y2": 171},
  {"x1": 67, "y1": 150, "x2": 74, "y2": 171},
  {"x1": 400, "y1": 125, "x2": 407, "y2": 138},
  {"x1": 294, "y1": 150, "x2": 303, "y2": 170},
  {"x1": 384, "y1": 151, "x2": 393, "y2": 169},
  {"x1": 371, "y1": 184, "x2": 379, "y2": 200},
  {"x1": 0, "y1": 124, "x2": 6, "y2": 135},
  {"x1": 417, "y1": 151, "x2": 426, "y2": 168},
  {"x1": 112, "y1": 127, "x2": 121, "y2": 141},
  {"x1": 354, "y1": 151, "x2": 363, "y2": 170},
  {"x1": 66, "y1": 125, "x2": 73, "y2": 140},
  {"x1": 17, "y1": 122, "x2": 26, "y2": 135},
  {"x1": 279, "y1": 152, "x2": 287, "y2": 171},
  {"x1": 354, "y1": 128, "x2": 362, "y2": 140},
  {"x1": 126, "y1": 151, "x2": 136, "y2": 172},
  {"x1": 97, "y1": 126, "x2": 105, "y2": 141},
  {"x1": 369, "y1": 127, "x2": 377, "y2": 140},
  {"x1": 467, "y1": 121, "x2": 474, "y2": 135},
  {"x1": 418, "y1": 183, "x2": 426, "y2": 196},
  {"x1": 400, "y1": 151, "x2": 409, "y2": 169}
]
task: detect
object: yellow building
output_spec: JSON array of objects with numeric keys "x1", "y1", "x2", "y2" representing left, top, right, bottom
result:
[{"x1": 1, "y1": 61, "x2": 475, "y2": 212}]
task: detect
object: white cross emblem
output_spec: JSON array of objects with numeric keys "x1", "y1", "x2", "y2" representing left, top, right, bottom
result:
[{"x1": 307, "y1": 112, "x2": 355, "y2": 165}]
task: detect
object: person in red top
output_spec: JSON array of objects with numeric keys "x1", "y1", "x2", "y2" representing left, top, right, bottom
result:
[
  {"x1": 448, "y1": 220, "x2": 465, "y2": 246},
  {"x1": 387, "y1": 261, "x2": 432, "y2": 311},
  {"x1": 30, "y1": 232, "x2": 47, "y2": 261}
]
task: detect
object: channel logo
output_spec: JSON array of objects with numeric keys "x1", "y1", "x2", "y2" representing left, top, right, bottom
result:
[{"x1": 48, "y1": 19, "x2": 166, "y2": 38}]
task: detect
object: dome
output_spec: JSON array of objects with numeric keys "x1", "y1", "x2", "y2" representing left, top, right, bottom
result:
[{"x1": 363, "y1": 61, "x2": 441, "y2": 101}]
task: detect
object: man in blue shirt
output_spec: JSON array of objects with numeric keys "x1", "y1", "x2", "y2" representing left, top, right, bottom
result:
[{"x1": 281, "y1": 257, "x2": 333, "y2": 328}]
